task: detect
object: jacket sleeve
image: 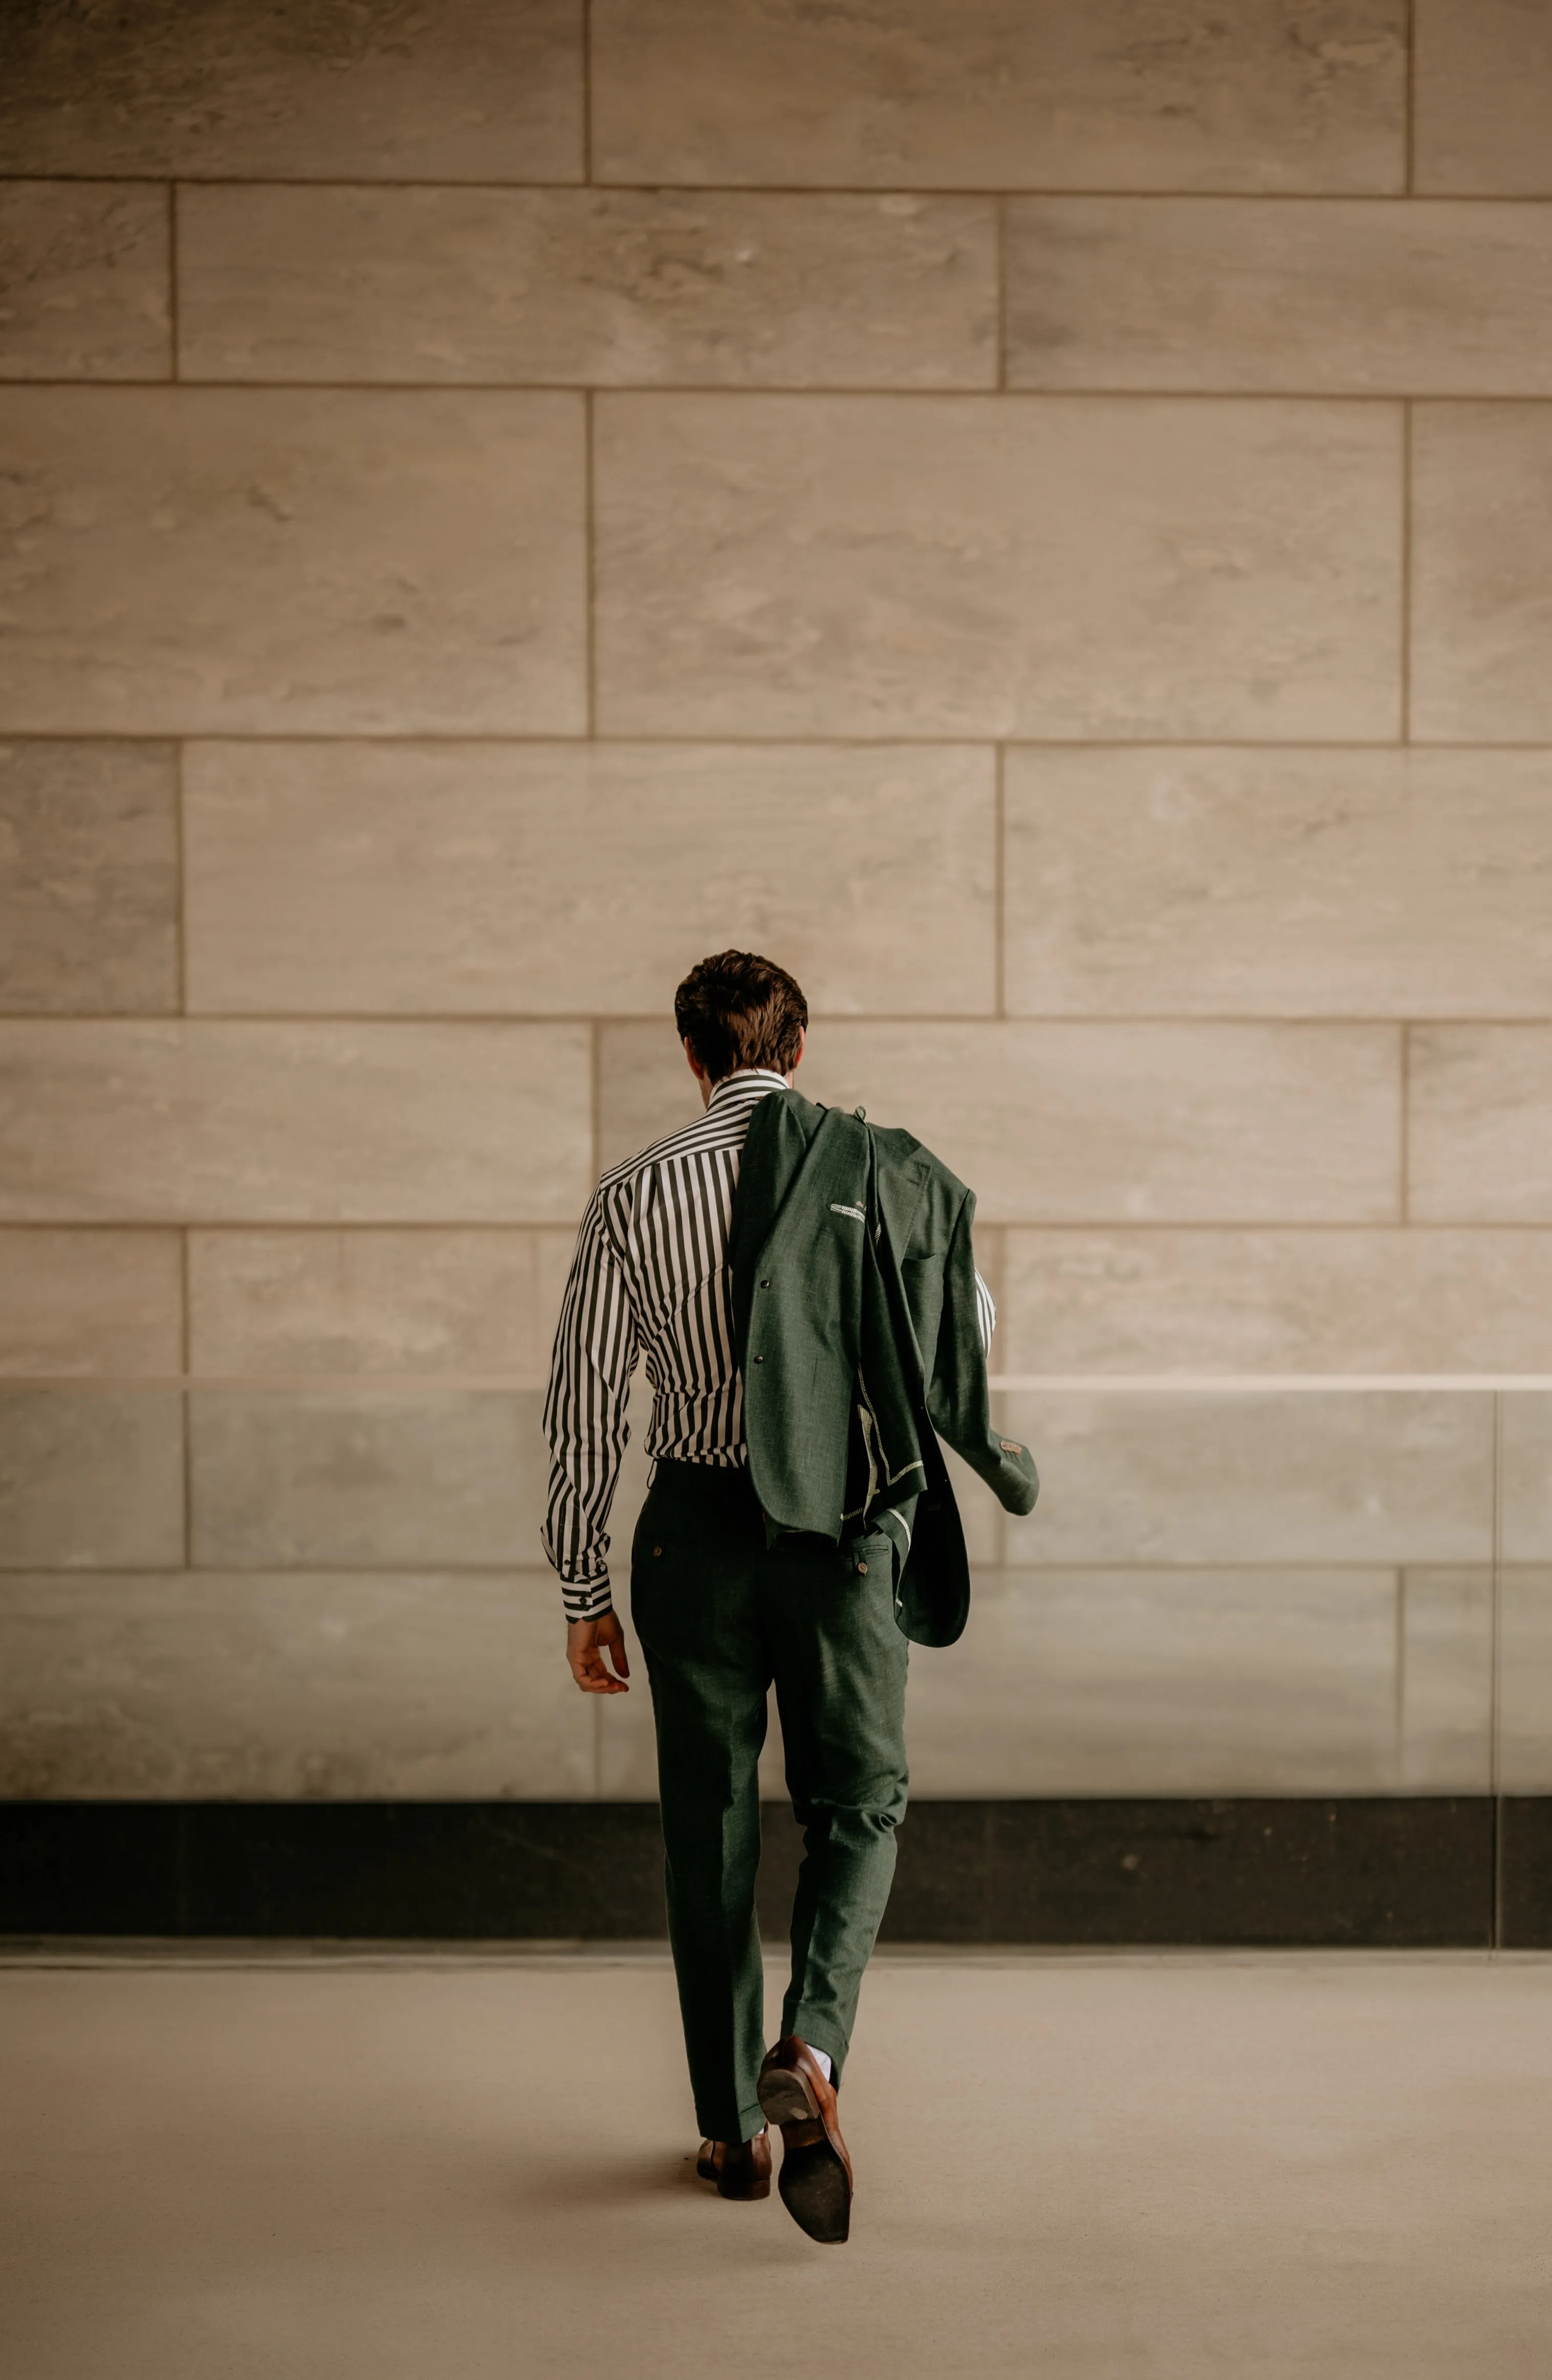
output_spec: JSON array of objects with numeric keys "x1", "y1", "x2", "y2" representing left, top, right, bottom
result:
[
  {"x1": 925, "y1": 1192, "x2": 1038, "y2": 1517},
  {"x1": 541, "y1": 1185, "x2": 639, "y2": 1621}
]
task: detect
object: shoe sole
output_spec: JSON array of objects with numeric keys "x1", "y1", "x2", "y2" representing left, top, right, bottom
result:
[
  {"x1": 758, "y1": 2064, "x2": 851, "y2": 2244},
  {"x1": 775, "y1": 2129, "x2": 850, "y2": 2244}
]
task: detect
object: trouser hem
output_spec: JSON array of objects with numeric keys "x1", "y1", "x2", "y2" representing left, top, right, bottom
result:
[
  {"x1": 781, "y1": 2003, "x2": 851, "y2": 2084},
  {"x1": 695, "y1": 2099, "x2": 768, "y2": 2147}
]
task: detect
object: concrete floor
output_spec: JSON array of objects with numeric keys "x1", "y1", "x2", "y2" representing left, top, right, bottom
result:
[{"x1": 3, "y1": 1949, "x2": 1551, "y2": 2379}]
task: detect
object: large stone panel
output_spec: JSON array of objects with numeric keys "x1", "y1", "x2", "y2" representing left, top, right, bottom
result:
[
  {"x1": 1502, "y1": 1395, "x2": 1552, "y2": 1563},
  {"x1": 177, "y1": 187, "x2": 996, "y2": 390},
  {"x1": 596, "y1": 1028, "x2": 701, "y2": 1175},
  {"x1": 188, "y1": 1388, "x2": 548, "y2": 1567},
  {"x1": 0, "y1": 0, "x2": 582, "y2": 180},
  {"x1": 592, "y1": 0, "x2": 1406, "y2": 193},
  {"x1": 1000, "y1": 1228, "x2": 1552, "y2": 1377},
  {"x1": 1006, "y1": 198, "x2": 1552, "y2": 394},
  {"x1": 0, "y1": 183, "x2": 169, "y2": 380},
  {"x1": 597, "y1": 1020, "x2": 1402, "y2": 1223},
  {"x1": 1414, "y1": 0, "x2": 1552, "y2": 196},
  {"x1": 0, "y1": 1229, "x2": 183, "y2": 1378},
  {"x1": 1411, "y1": 403, "x2": 1552, "y2": 742},
  {"x1": 182, "y1": 740, "x2": 995, "y2": 1017},
  {"x1": 0, "y1": 388, "x2": 585, "y2": 735},
  {"x1": 0, "y1": 1387, "x2": 184, "y2": 1567},
  {"x1": 188, "y1": 1229, "x2": 576, "y2": 1382},
  {"x1": 1408, "y1": 1028, "x2": 1552, "y2": 1224},
  {"x1": 0, "y1": 741, "x2": 179, "y2": 1014},
  {"x1": 1400, "y1": 1569, "x2": 1493, "y2": 1792},
  {"x1": 0, "y1": 1571, "x2": 594, "y2": 1799},
  {"x1": 1000, "y1": 1389, "x2": 1494, "y2": 1565},
  {"x1": 901, "y1": 1567, "x2": 1401, "y2": 1795},
  {"x1": 1004, "y1": 747, "x2": 1552, "y2": 1019},
  {"x1": 594, "y1": 395, "x2": 1402, "y2": 738},
  {"x1": 902, "y1": 1562, "x2": 1493, "y2": 1796},
  {"x1": 1500, "y1": 1566, "x2": 1552, "y2": 1789},
  {"x1": 0, "y1": 1021, "x2": 592, "y2": 1222}
]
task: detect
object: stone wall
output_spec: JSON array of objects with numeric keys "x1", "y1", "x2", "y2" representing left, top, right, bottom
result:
[{"x1": 2, "y1": 0, "x2": 1550, "y2": 1804}]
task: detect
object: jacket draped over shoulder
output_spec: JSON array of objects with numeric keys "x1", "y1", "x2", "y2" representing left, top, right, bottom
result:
[{"x1": 729, "y1": 1087, "x2": 1038, "y2": 1648}]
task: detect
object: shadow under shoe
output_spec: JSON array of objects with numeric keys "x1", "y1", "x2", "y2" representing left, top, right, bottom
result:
[{"x1": 757, "y1": 2035, "x2": 853, "y2": 2245}]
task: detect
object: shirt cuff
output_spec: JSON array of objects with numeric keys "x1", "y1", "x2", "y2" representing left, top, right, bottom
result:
[{"x1": 561, "y1": 1576, "x2": 614, "y2": 1624}]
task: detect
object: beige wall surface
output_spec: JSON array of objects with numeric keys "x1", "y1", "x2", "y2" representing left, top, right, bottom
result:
[{"x1": 1, "y1": 0, "x2": 1547, "y2": 1804}]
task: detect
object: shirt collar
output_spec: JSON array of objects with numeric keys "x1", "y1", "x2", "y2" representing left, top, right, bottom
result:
[{"x1": 706, "y1": 1068, "x2": 790, "y2": 1110}]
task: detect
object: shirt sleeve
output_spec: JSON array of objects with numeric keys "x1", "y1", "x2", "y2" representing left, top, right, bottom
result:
[
  {"x1": 973, "y1": 1267, "x2": 996, "y2": 1356},
  {"x1": 541, "y1": 1186, "x2": 639, "y2": 1623}
]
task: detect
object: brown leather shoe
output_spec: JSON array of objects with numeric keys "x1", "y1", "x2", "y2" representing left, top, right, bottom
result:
[
  {"x1": 757, "y1": 2036, "x2": 852, "y2": 2244},
  {"x1": 694, "y1": 2128, "x2": 771, "y2": 2201}
]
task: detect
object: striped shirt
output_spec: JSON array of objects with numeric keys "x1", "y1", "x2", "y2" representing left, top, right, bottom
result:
[{"x1": 542, "y1": 1068, "x2": 995, "y2": 1621}]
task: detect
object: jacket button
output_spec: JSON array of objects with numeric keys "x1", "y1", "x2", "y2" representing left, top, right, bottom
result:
[
  {"x1": 759, "y1": 1278, "x2": 771, "y2": 1289},
  {"x1": 753, "y1": 1353, "x2": 764, "y2": 1364},
  {"x1": 857, "y1": 1559, "x2": 868, "y2": 1574},
  {"x1": 653, "y1": 1545, "x2": 663, "y2": 1557}
]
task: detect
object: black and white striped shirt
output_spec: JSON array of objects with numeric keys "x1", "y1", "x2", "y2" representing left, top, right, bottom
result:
[{"x1": 542, "y1": 1068, "x2": 995, "y2": 1621}]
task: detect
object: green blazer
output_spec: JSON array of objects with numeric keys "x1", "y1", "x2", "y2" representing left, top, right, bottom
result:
[{"x1": 729, "y1": 1087, "x2": 1038, "y2": 1648}]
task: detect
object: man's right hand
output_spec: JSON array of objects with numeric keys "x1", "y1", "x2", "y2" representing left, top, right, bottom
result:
[{"x1": 566, "y1": 1611, "x2": 631, "y2": 1694}]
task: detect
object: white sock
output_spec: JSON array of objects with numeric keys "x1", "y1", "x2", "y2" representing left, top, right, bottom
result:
[{"x1": 772, "y1": 2040, "x2": 832, "y2": 2083}]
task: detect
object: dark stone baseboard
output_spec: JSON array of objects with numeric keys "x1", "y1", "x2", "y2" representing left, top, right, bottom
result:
[
  {"x1": 1495, "y1": 1798, "x2": 1552, "y2": 1949},
  {"x1": 2, "y1": 1796, "x2": 1531, "y2": 1947}
]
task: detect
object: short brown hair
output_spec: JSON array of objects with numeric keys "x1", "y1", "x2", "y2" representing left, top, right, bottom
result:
[{"x1": 674, "y1": 950, "x2": 808, "y2": 1083}]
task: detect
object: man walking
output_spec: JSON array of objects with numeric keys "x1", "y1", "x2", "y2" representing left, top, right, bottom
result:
[{"x1": 542, "y1": 951, "x2": 1037, "y2": 2243}]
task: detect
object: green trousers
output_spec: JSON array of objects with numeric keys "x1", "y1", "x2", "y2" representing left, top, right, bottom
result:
[{"x1": 629, "y1": 1458, "x2": 910, "y2": 2146}]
